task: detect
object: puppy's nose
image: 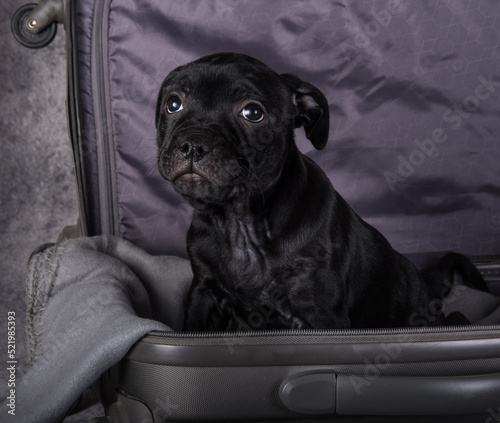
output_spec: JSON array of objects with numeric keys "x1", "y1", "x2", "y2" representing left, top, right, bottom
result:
[{"x1": 179, "y1": 139, "x2": 210, "y2": 161}]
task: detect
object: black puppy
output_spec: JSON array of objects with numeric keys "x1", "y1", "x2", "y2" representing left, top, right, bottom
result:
[{"x1": 156, "y1": 53, "x2": 486, "y2": 331}]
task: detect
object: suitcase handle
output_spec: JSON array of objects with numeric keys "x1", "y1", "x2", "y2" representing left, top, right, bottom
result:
[{"x1": 280, "y1": 372, "x2": 500, "y2": 415}]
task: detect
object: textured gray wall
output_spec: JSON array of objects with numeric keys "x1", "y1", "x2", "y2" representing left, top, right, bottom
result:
[{"x1": 1, "y1": 1, "x2": 102, "y2": 420}]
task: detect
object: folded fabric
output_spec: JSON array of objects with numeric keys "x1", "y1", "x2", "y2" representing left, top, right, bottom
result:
[
  {"x1": 17, "y1": 236, "x2": 192, "y2": 423},
  {"x1": 443, "y1": 285, "x2": 500, "y2": 325}
]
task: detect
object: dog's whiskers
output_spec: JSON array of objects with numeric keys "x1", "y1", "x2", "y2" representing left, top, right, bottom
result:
[
  {"x1": 244, "y1": 166, "x2": 266, "y2": 206},
  {"x1": 144, "y1": 157, "x2": 160, "y2": 177},
  {"x1": 232, "y1": 162, "x2": 265, "y2": 197}
]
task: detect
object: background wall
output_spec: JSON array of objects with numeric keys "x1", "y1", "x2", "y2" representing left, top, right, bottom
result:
[{"x1": 1, "y1": 1, "x2": 101, "y2": 420}]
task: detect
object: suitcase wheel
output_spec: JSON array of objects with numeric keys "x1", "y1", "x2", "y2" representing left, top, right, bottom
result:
[{"x1": 11, "y1": 3, "x2": 58, "y2": 49}]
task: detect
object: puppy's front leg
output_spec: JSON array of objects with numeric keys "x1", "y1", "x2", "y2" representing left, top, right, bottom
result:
[{"x1": 184, "y1": 278, "x2": 232, "y2": 331}]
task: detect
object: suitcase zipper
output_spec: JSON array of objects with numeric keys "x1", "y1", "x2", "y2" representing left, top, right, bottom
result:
[
  {"x1": 91, "y1": 0, "x2": 119, "y2": 236},
  {"x1": 146, "y1": 324, "x2": 500, "y2": 340}
]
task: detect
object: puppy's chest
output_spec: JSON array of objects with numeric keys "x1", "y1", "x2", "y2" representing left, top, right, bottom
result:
[
  {"x1": 215, "y1": 218, "x2": 315, "y2": 291},
  {"x1": 224, "y1": 217, "x2": 272, "y2": 274}
]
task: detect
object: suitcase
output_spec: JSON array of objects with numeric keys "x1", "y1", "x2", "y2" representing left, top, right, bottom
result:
[{"x1": 13, "y1": 0, "x2": 500, "y2": 421}]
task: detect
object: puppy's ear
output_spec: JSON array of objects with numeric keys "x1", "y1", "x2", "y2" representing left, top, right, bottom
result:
[{"x1": 280, "y1": 74, "x2": 330, "y2": 150}]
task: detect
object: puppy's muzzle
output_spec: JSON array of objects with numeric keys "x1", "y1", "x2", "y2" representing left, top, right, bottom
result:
[
  {"x1": 158, "y1": 130, "x2": 217, "y2": 182},
  {"x1": 158, "y1": 128, "x2": 245, "y2": 201}
]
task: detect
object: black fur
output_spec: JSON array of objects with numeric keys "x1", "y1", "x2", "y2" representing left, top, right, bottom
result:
[{"x1": 156, "y1": 53, "x2": 487, "y2": 331}]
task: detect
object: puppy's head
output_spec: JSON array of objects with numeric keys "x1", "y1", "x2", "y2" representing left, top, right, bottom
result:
[{"x1": 156, "y1": 53, "x2": 329, "y2": 207}]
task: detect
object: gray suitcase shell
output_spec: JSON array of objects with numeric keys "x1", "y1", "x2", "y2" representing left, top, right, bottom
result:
[
  {"x1": 106, "y1": 328, "x2": 500, "y2": 421},
  {"x1": 21, "y1": 0, "x2": 500, "y2": 421}
]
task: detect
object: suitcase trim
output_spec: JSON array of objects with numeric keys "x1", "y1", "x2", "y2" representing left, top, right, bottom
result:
[{"x1": 90, "y1": 0, "x2": 119, "y2": 236}]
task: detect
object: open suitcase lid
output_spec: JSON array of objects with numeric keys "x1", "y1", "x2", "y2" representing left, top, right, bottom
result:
[{"x1": 71, "y1": 0, "x2": 500, "y2": 261}]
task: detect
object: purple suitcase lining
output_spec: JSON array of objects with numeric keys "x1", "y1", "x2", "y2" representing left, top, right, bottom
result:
[{"x1": 74, "y1": 0, "x2": 500, "y2": 262}]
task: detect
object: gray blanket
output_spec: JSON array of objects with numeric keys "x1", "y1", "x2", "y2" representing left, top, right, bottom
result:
[
  {"x1": 17, "y1": 236, "x2": 192, "y2": 423},
  {"x1": 15, "y1": 236, "x2": 500, "y2": 423}
]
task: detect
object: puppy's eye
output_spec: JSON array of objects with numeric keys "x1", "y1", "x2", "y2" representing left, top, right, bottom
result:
[
  {"x1": 166, "y1": 95, "x2": 184, "y2": 114},
  {"x1": 240, "y1": 103, "x2": 265, "y2": 123}
]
